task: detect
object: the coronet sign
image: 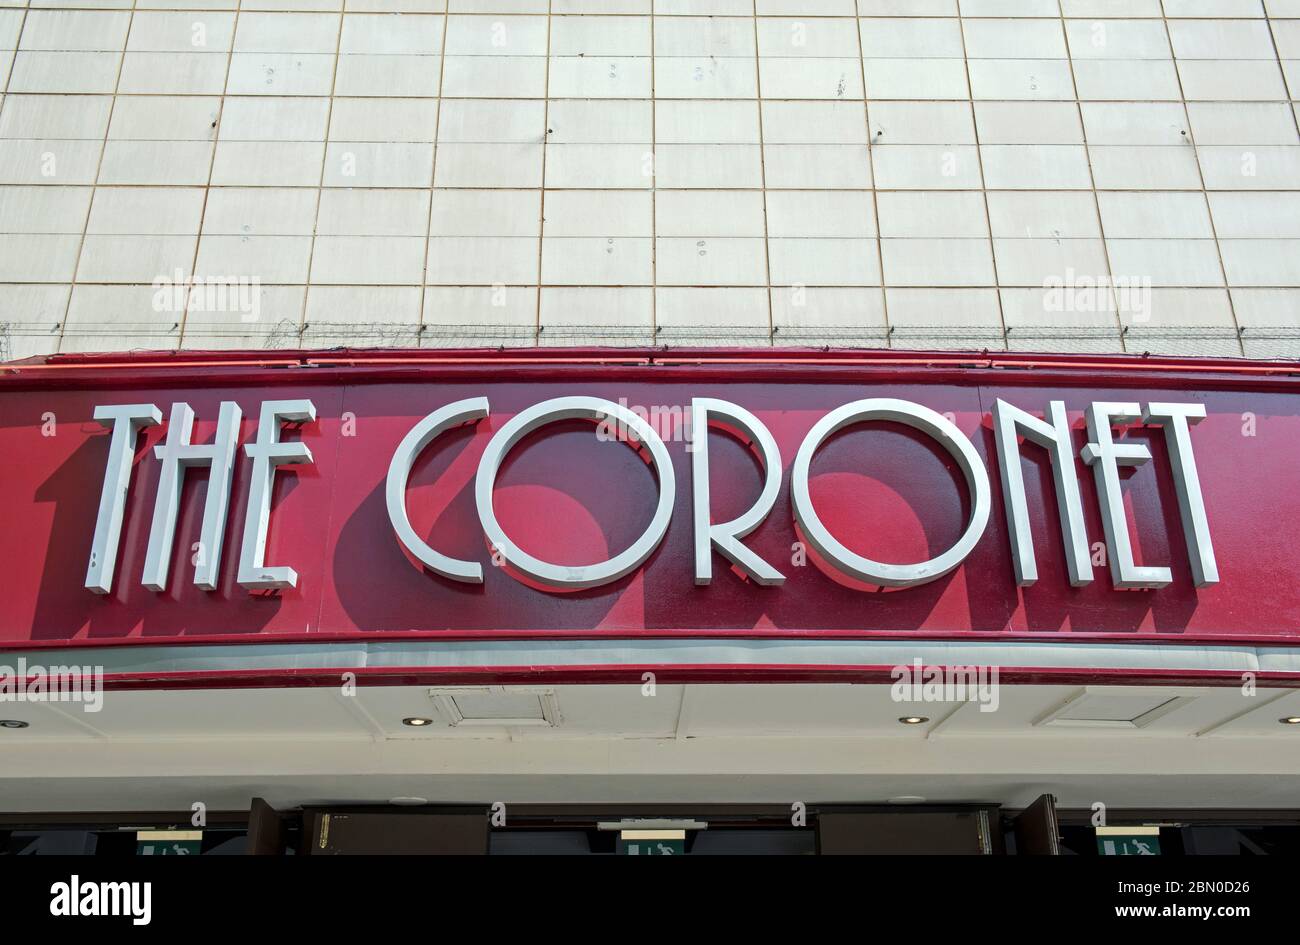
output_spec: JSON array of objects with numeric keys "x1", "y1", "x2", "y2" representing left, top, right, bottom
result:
[
  {"x1": 5, "y1": 349, "x2": 1294, "y2": 648},
  {"x1": 83, "y1": 393, "x2": 1216, "y2": 598}
]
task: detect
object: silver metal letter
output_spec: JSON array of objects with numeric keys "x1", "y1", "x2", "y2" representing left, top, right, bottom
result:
[
  {"x1": 85, "y1": 404, "x2": 162, "y2": 594},
  {"x1": 142, "y1": 402, "x2": 242, "y2": 592},
  {"x1": 991, "y1": 399, "x2": 1092, "y2": 587},
  {"x1": 690, "y1": 397, "x2": 784, "y2": 586},
  {"x1": 238, "y1": 400, "x2": 316, "y2": 591},
  {"x1": 790, "y1": 399, "x2": 991, "y2": 588},
  {"x1": 1143, "y1": 402, "x2": 1218, "y2": 587},
  {"x1": 1080, "y1": 402, "x2": 1171, "y2": 589},
  {"x1": 475, "y1": 396, "x2": 675, "y2": 590},
  {"x1": 386, "y1": 398, "x2": 489, "y2": 584}
]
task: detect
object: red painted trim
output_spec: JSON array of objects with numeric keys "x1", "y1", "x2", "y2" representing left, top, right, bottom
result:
[
  {"x1": 9, "y1": 346, "x2": 1295, "y2": 372},
  {"x1": 4, "y1": 347, "x2": 1300, "y2": 394},
  {"x1": 1, "y1": 628, "x2": 1296, "y2": 651},
  {"x1": 35, "y1": 664, "x2": 1300, "y2": 691}
]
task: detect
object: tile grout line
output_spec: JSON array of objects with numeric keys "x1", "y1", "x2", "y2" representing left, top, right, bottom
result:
[
  {"x1": 56, "y1": 0, "x2": 137, "y2": 356},
  {"x1": 11, "y1": 280, "x2": 1279, "y2": 288},
  {"x1": 1, "y1": 89, "x2": 1298, "y2": 103},
  {"x1": 0, "y1": 0, "x2": 32, "y2": 360},
  {"x1": 534, "y1": 0, "x2": 553, "y2": 348},
  {"x1": 1057, "y1": 0, "x2": 1125, "y2": 354},
  {"x1": 177, "y1": 0, "x2": 242, "y2": 351},
  {"x1": 1157, "y1": 0, "x2": 1244, "y2": 358},
  {"x1": 1, "y1": 181, "x2": 1294, "y2": 191},
  {"x1": 750, "y1": 0, "x2": 774, "y2": 346},
  {"x1": 853, "y1": 2, "x2": 890, "y2": 350},
  {"x1": 1258, "y1": 0, "x2": 1300, "y2": 356},
  {"x1": 294, "y1": 1, "x2": 347, "y2": 348},
  {"x1": 649, "y1": 0, "x2": 656, "y2": 347},
  {"x1": 0, "y1": 2, "x2": 29, "y2": 105},
  {"x1": 416, "y1": 1, "x2": 453, "y2": 350},
  {"x1": 5, "y1": 10, "x2": 1260, "y2": 19},
  {"x1": 956, "y1": 10, "x2": 1007, "y2": 353}
]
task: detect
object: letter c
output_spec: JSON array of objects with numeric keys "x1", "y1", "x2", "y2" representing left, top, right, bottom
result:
[{"x1": 386, "y1": 398, "x2": 489, "y2": 583}]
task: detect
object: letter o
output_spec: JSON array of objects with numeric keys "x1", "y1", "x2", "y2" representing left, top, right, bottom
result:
[
  {"x1": 790, "y1": 398, "x2": 991, "y2": 588},
  {"x1": 475, "y1": 396, "x2": 676, "y2": 590}
]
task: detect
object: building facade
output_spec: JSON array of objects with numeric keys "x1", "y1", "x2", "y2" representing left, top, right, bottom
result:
[
  {"x1": 2, "y1": 2, "x2": 1300, "y2": 855},
  {"x1": 0, "y1": 1, "x2": 1299, "y2": 358}
]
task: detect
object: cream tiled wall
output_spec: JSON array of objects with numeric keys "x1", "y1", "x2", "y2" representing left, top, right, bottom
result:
[{"x1": 1, "y1": 0, "x2": 1299, "y2": 359}]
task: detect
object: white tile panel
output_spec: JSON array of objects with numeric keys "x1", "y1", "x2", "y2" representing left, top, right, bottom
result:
[{"x1": 0, "y1": 6, "x2": 1295, "y2": 359}]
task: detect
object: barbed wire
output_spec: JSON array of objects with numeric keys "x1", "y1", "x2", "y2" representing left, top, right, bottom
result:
[{"x1": 2, "y1": 321, "x2": 1298, "y2": 360}]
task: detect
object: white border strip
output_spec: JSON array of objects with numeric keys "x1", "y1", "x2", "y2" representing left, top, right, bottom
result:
[{"x1": 5, "y1": 639, "x2": 1300, "y2": 677}]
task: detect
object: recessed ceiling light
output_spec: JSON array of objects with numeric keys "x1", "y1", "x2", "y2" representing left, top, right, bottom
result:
[
  {"x1": 389, "y1": 797, "x2": 429, "y2": 806},
  {"x1": 1280, "y1": 717, "x2": 1300, "y2": 725},
  {"x1": 402, "y1": 717, "x2": 434, "y2": 727},
  {"x1": 888, "y1": 795, "x2": 927, "y2": 805},
  {"x1": 0, "y1": 720, "x2": 29, "y2": 729},
  {"x1": 898, "y1": 716, "x2": 929, "y2": 725}
]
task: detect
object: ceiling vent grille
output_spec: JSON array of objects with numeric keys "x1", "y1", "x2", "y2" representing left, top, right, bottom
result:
[
  {"x1": 1035, "y1": 688, "x2": 1194, "y2": 730},
  {"x1": 427, "y1": 687, "x2": 561, "y2": 728}
]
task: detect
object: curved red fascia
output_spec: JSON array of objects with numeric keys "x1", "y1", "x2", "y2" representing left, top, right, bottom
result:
[
  {"x1": 4, "y1": 347, "x2": 1299, "y2": 391},
  {"x1": 30, "y1": 664, "x2": 1300, "y2": 692}
]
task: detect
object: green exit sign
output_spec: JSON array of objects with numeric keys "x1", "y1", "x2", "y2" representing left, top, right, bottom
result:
[
  {"x1": 1097, "y1": 831, "x2": 1161, "y2": 856},
  {"x1": 618, "y1": 838, "x2": 685, "y2": 855},
  {"x1": 137, "y1": 831, "x2": 202, "y2": 855}
]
